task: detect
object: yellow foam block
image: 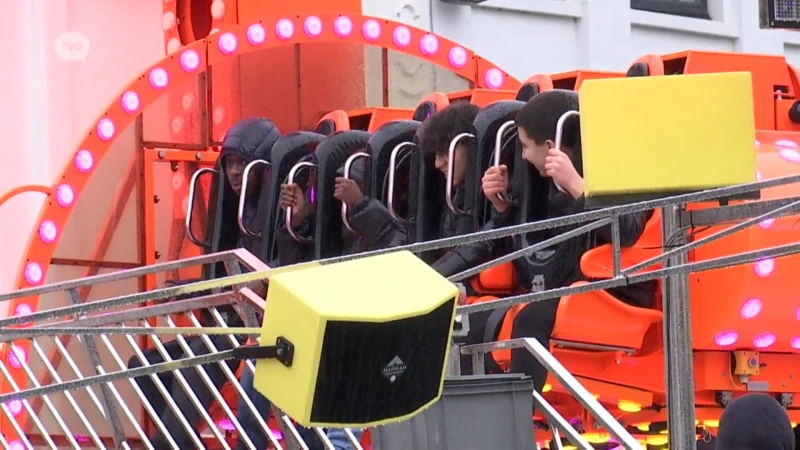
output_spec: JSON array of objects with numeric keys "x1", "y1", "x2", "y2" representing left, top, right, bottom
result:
[
  {"x1": 579, "y1": 72, "x2": 756, "y2": 199},
  {"x1": 254, "y1": 250, "x2": 458, "y2": 427}
]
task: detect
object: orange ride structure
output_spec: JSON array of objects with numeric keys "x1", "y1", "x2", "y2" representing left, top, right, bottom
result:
[{"x1": 0, "y1": 1, "x2": 800, "y2": 449}]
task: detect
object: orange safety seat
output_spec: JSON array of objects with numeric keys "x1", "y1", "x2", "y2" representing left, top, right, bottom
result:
[
  {"x1": 470, "y1": 262, "x2": 515, "y2": 294},
  {"x1": 463, "y1": 295, "x2": 522, "y2": 371},
  {"x1": 580, "y1": 210, "x2": 663, "y2": 278}
]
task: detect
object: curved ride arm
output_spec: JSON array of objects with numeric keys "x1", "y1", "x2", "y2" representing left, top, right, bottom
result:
[
  {"x1": 387, "y1": 142, "x2": 419, "y2": 222},
  {"x1": 185, "y1": 167, "x2": 217, "y2": 249},
  {"x1": 553, "y1": 110, "x2": 580, "y2": 193},
  {"x1": 446, "y1": 132, "x2": 474, "y2": 215},
  {"x1": 284, "y1": 161, "x2": 316, "y2": 243},
  {"x1": 237, "y1": 159, "x2": 270, "y2": 237},
  {"x1": 341, "y1": 152, "x2": 371, "y2": 234},
  {"x1": 492, "y1": 120, "x2": 517, "y2": 203}
]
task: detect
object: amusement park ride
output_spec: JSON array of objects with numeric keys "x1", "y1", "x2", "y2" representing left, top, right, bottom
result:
[{"x1": 1, "y1": 1, "x2": 800, "y2": 450}]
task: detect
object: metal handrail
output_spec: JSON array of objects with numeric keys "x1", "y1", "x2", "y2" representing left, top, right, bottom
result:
[
  {"x1": 237, "y1": 159, "x2": 270, "y2": 237},
  {"x1": 445, "y1": 132, "x2": 474, "y2": 215},
  {"x1": 340, "y1": 152, "x2": 370, "y2": 234},
  {"x1": 185, "y1": 167, "x2": 217, "y2": 248},
  {"x1": 386, "y1": 142, "x2": 419, "y2": 222}
]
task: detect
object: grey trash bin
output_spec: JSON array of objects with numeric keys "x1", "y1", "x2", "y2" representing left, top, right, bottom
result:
[{"x1": 370, "y1": 374, "x2": 535, "y2": 450}]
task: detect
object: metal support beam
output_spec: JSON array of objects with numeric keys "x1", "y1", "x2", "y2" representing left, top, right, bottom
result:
[{"x1": 679, "y1": 197, "x2": 800, "y2": 227}]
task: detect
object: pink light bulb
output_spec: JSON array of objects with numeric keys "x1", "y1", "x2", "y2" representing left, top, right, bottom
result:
[
  {"x1": 6, "y1": 399, "x2": 22, "y2": 416},
  {"x1": 448, "y1": 46, "x2": 467, "y2": 68},
  {"x1": 753, "y1": 333, "x2": 777, "y2": 349},
  {"x1": 362, "y1": 19, "x2": 381, "y2": 42},
  {"x1": 15, "y1": 303, "x2": 32, "y2": 317},
  {"x1": 740, "y1": 298, "x2": 762, "y2": 319},
  {"x1": 96, "y1": 118, "x2": 115, "y2": 141},
  {"x1": 9, "y1": 346, "x2": 26, "y2": 369},
  {"x1": 755, "y1": 139, "x2": 761, "y2": 147},
  {"x1": 246, "y1": 24, "x2": 266, "y2": 46},
  {"x1": 775, "y1": 139, "x2": 798, "y2": 148},
  {"x1": 39, "y1": 220, "x2": 58, "y2": 244},
  {"x1": 180, "y1": 49, "x2": 200, "y2": 72},
  {"x1": 754, "y1": 258, "x2": 775, "y2": 277},
  {"x1": 334, "y1": 16, "x2": 353, "y2": 38},
  {"x1": 392, "y1": 26, "x2": 411, "y2": 48},
  {"x1": 24, "y1": 262, "x2": 42, "y2": 285},
  {"x1": 9, "y1": 440, "x2": 23, "y2": 450},
  {"x1": 779, "y1": 148, "x2": 800, "y2": 163},
  {"x1": 218, "y1": 419, "x2": 235, "y2": 431},
  {"x1": 485, "y1": 68, "x2": 504, "y2": 89},
  {"x1": 759, "y1": 218, "x2": 775, "y2": 229},
  {"x1": 56, "y1": 184, "x2": 74, "y2": 207},
  {"x1": 218, "y1": 32, "x2": 238, "y2": 54},
  {"x1": 75, "y1": 149, "x2": 94, "y2": 173},
  {"x1": 714, "y1": 331, "x2": 738, "y2": 347},
  {"x1": 149, "y1": 68, "x2": 169, "y2": 90},
  {"x1": 791, "y1": 336, "x2": 800, "y2": 349},
  {"x1": 275, "y1": 19, "x2": 295, "y2": 40},
  {"x1": 304, "y1": 16, "x2": 323, "y2": 37},
  {"x1": 120, "y1": 91, "x2": 140, "y2": 113},
  {"x1": 419, "y1": 34, "x2": 439, "y2": 56}
]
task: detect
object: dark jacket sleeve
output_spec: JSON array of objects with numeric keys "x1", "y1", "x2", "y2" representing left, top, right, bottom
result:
[
  {"x1": 431, "y1": 213, "x2": 509, "y2": 278},
  {"x1": 347, "y1": 197, "x2": 407, "y2": 249},
  {"x1": 275, "y1": 218, "x2": 315, "y2": 265}
]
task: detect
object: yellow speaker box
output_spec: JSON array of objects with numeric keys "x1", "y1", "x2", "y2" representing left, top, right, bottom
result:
[{"x1": 253, "y1": 250, "x2": 459, "y2": 428}]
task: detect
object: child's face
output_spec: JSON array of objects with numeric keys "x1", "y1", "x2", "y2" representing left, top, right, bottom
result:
[
  {"x1": 519, "y1": 128, "x2": 552, "y2": 177},
  {"x1": 433, "y1": 142, "x2": 468, "y2": 186}
]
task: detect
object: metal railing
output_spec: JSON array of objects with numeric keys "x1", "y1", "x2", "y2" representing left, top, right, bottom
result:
[{"x1": 2, "y1": 175, "x2": 800, "y2": 449}]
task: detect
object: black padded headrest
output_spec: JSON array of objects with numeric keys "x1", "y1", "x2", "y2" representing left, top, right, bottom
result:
[
  {"x1": 412, "y1": 102, "x2": 437, "y2": 121},
  {"x1": 626, "y1": 62, "x2": 649, "y2": 78},
  {"x1": 516, "y1": 83, "x2": 540, "y2": 102},
  {"x1": 315, "y1": 119, "x2": 336, "y2": 136},
  {"x1": 365, "y1": 121, "x2": 421, "y2": 199}
]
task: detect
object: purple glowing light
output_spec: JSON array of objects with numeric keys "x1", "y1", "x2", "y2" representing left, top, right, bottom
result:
[
  {"x1": 39, "y1": 220, "x2": 58, "y2": 244},
  {"x1": 96, "y1": 118, "x2": 115, "y2": 141},
  {"x1": 218, "y1": 419, "x2": 235, "y2": 431},
  {"x1": 180, "y1": 49, "x2": 200, "y2": 72},
  {"x1": 8, "y1": 440, "x2": 23, "y2": 450},
  {"x1": 75, "y1": 149, "x2": 94, "y2": 173},
  {"x1": 754, "y1": 258, "x2": 775, "y2": 277},
  {"x1": 56, "y1": 184, "x2": 74, "y2": 207},
  {"x1": 304, "y1": 16, "x2": 323, "y2": 37},
  {"x1": 792, "y1": 336, "x2": 800, "y2": 349},
  {"x1": 6, "y1": 399, "x2": 22, "y2": 416},
  {"x1": 276, "y1": 19, "x2": 295, "y2": 41},
  {"x1": 334, "y1": 16, "x2": 353, "y2": 38},
  {"x1": 148, "y1": 68, "x2": 169, "y2": 90},
  {"x1": 753, "y1": 332, "x2": 777, "y2": 349},
  {"x1": 740, "y1": 298, "x2": 762, "y2": 319},
  {"x1": 755, "y1": 139, "x2": 761, "y2": 147},
  {"x1": 24, "y1": 262, "x2": 42, "y2": 285},
  {"x1": 392, "y1": 26, "x2": 411, "y2": 48},
  {"x1": 779, "y1": 148, "x2": 800, "y2": 163},
  {"x1": 759, "y1": 218, "x2": 776, "y2": 229},
  {"x1": 775, "y1": 139, "x2": 798, "y2": 148},
  {"x1": 9, "y1": 346, "x2": 26, "y2": 369},
  {"x1": 484, "y1": 68, "x2": 504, "y2": 89},
  {"x1": 218, "y1": 32, "x2": 238, "y2": 55},
  {"x1": 419, "y1": 34, "x2": 439, "y2": 56},
  {"x1": 714, "y1": 331, "x2": 738, "y2": 347},
  {"x1": 246, "y1": 24, "x2": 266, "y2": 46},
  {"x1": 120, "y1": 91, "x2": 140, "y2": 113},
  {"x1": 362, "y1": 19, "x2": 381, "y2": 42},
  {"x1": 15, "y1": 303, "x2": 32, "y2": 317},
  {"x1": 448, "y1": 46, "x2": 467, "y2": 68}
]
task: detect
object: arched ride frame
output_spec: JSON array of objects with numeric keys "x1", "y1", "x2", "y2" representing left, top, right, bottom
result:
[{"x1": 0, "y1": 12, "x2": 520, "y2": 438}]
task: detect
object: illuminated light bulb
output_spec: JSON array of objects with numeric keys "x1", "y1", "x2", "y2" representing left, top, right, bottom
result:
[
  {"x1": 484, "y1": 68, "x2": 504, "y2": 89},
  {"x1": 582, "y1": 433, "x2": 610, "y2": 444},
  {"x1": 791, "y1": 336, "x2": 800, "y2": 349},
  {"x1": 161, "y1": 11, "x2": 176, "y2": 31},
  {"x1": 636, "y1": 424, "x2": 650, "y2": 432},
  {"x1": 753, "y1": 332, "x2": 777, "y2": 349},
  {"x1": 171, "y1": 173, "x2": 185, "y2": 191},
  {"x1": 617, "y1": 400, "x2": 641, "y2": 413},
  {"x1": 702, "y1": 419, "x2": 719, "y2": 428},
  {"x1": 149, "y1": 68, "x2": 169, "y2": 90},
  {"x1": 15, "y1": 303, "x2": 32, "y2": 317},
  {"x1": 6, "y1": 399, "x2": 22, "y2": 416},
  {"x1": 172, "y1": 116, "x2": 185, "y2": 134},
  {"x1": 167, "y1": 37, "x2": 181, "y2": 54},
  {"x1": 542, "y1": 383, "x2": 552, "y2": 393},
  {"x1": 120, "y1": 91, "x2": 140, "y2": 113},
  {"x1": 334, "y1": 16, "x2": 353, "y2": 38},
  {"x1": 755, "y1": 139, "x2": 761, "y2": 147},
  {"x1": 304, "y1": 16, "x2": 323, "y2": 37},
  {"x1": 646, "y1": 435, "x2": 668, "y2": 445},
  {"x1": 754, "y1": 258, "x2": 775, "y2": 277},
  {"x1": 392, "y1": 25, "x2": 411, "y2": 48},
  {"x1": 56, "y1": 184, "x2": 74, "y2": 207},
  {"x1": 246, "y1": 24, "x2": 266, "y2": 46},
  {"x1": 714, "y1": 331, "x2": 738, "y2": 347},
  {"x1": 213, "y1": 107, "x2": 226, "y2": 125},
  {"x1": 419, "y1": 34, "x2": 439, "y2": 56},
  {"x1": 275, "y1": 19, "x2": 295, "y2": 41},
  {"x1": 362, "y1": 19, "x2": 381, "y2": 42},
  {"x1": 759, "y1": 218, "x2": 775, "y2": 229},
  {"x1": 775, "y1": 139, "x2": 798, "y2": 148},
  {"x1": 181, "y1": 93, "x2": 195, "y2": 111},
  {"x1": 96, "y1": 118, "x2": 116, "y2": 141},
  {"x1": 592, "y1": 393, "x2": 600, "y2": 399},
  {"x1": 9, "y1": 346, "x2": 26, "y2": 369},
  {"x1": 218, "y1": 418, "x2": 235, "y2": 430},
  {"x1": 210, "y1": 0, "x2": 225, "y2": 20},
  {"x1": 792, "y1": 422, "x2": 797, "y2": 427},
  {"x1": 218, "y1": 32, "x2": 238, "y2": 55},
  {"x1": 39, "y1": 221, "x2": 58, "y2": 244},
  {"x1": 739, "y1": 298, "x2": 762, "y2": 319},
  {"x1": 75, "y1": 149, "x2": 94, "y2": 172},
  {"x1": 448, "y1": 46, "x2": 467, "y2": 68},
  {"x1": 210, "y1": 28, "x2": 220, "y2": 35},
  {"x1": 8, "y1": 440, "x2": 23, "y2": 450},
  {"x1": 780, "y1": 148, "x2": 800, "y2": 163},
  {"x1": 24, "y1": 263, "x2": 43, "y2": 285},
  {"x1": 180, "y1": 49, "x2": 200, "y2": 72}
]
